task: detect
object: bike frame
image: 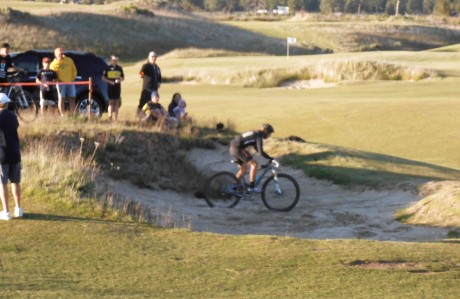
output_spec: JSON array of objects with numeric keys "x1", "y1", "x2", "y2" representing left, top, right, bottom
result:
[{"x1": 233, "y1": 160, "x2": 280, "y2": 195}]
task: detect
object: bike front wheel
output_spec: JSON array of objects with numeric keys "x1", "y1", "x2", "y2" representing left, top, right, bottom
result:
[
  {"x1": 14, "y1": 90, "x2": 38, "y2": 122},
  {"x1": 261, "y1": 173, "x2": 300, "y2": 212},
  {"x1": 203, "y1": 171, "x2": 243, "y2": 208}
]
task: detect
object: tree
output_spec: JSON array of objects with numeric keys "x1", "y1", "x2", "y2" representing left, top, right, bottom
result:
[
  {"x1": 288, "y1": 0, "x2": 303, "y2": 11},
  {"x1": 434, "y1": 0, "x2": 450, "y2": 15},
  {"x1": 320, "y1": 0, "x2": 345, "y2": 12},
  {"x1": 204, "y1": 0, "x2": 227, "y2": 11},
  {"x1": 344, "y1": 0, "x2": 360, "y2": 13},
  {"x1": 423, "y1": 0, "x2": 436, "y2": 13},
  {"x1": 407, "y1": 0, "x2": 424, "y2": 14},
  {"x1": 320, "y1": 0, "x2": 333, "y2": 13},
  {"x1": 240, "y1": 0, "x2": 267, "y2": 11},
  {"x1": 454, "y1": 0, "x2": 460, "y2": 14},
  {"x1": 385, "y1": 0, "x2": 407, "y2": 15},
  {"x1": 304, "y1": 0, "x2": 320, "y2": 11}
]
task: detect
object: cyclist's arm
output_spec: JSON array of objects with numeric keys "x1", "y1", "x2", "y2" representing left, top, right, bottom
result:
[{"x1": 256, "y1": 134, "x2": 273, "y2": 160}]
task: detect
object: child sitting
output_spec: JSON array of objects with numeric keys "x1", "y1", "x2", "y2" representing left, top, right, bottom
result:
[{"x1": 141, "y1": 91, "x2": 167, "y2": 124}]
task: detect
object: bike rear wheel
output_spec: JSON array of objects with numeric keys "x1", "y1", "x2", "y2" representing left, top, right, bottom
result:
[
  {"x1": 203, "y1": 171, "x2": 243, "y2": 208},
  {"x1": 261, "y1": 173, "x2": 300, "y2": 212},
  {"x1": 14, "y1": 90, "x2": 38, "y2": 122}
]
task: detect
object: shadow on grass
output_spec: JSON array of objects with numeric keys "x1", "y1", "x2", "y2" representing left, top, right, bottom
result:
[
  {"x1": 282, "y1": 144, "x2": 460, "y2": 189},
  {"x1": 20, "y1": 213, "x2": 140, "y2": 225}
]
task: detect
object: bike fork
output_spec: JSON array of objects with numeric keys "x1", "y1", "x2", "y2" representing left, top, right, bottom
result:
[{"x1": 272, "y1": 171, "x2": 282, "y2": 194}]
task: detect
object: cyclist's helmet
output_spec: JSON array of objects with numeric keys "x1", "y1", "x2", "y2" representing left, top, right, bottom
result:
[{"x1": 261, "y1": 123, "x2": 274, "y2": 138}]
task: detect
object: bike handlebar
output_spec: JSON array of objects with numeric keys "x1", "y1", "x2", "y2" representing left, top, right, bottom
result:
[{"x1": 261, "y1": 159, "x2": 279, "y2": 169}]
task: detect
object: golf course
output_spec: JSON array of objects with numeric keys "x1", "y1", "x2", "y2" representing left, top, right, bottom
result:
[{"x1": 1, "y1": 1, "x2": 460, "y2": 297}]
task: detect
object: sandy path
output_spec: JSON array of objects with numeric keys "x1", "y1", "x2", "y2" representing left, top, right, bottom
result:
[{"x1": 111, "y1": 145, "x2": 452, "y2": 242}]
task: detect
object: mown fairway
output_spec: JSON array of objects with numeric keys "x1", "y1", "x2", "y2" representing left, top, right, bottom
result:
[{"x1": 119, "y1": 49, "x2": 460, "y2": 170}]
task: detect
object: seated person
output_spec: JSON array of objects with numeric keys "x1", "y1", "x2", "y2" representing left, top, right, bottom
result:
[
  {"x1": 168, "y1": 92, "x2": 181, "y2": 118},
  {"x1": 172, "y1": 98, "x2": 189, "y2": 122},
  {"x1": 141, "y1": 91, "x2": 167, "y2": 122}
]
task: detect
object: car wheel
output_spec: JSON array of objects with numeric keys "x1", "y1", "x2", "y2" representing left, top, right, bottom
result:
[{"x1": 76, "y1": 95, "x2": 103, "y2": 117}]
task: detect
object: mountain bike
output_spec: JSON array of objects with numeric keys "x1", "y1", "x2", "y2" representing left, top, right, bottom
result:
[
  {"x1": 202, "y1": 159, "x2": 300, "y2": 212},
  {"x1": 1, "y1": 72, "x2": 38, "y2": 122}
]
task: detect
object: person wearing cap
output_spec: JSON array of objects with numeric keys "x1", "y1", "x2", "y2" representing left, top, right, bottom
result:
[
  {"x1": 137, "y1": 51, "x2": 162, "y2": 117},
  {"x1": 0, "y1": 93, "x2": 23, "y2": 220},
  {"x1": 50, "y1": 47, "x2": 77, "y2": 116},
  {"x1": 36, "y1": 57, "x2": 58, "y2": 115},
  {"x1": 102, "y1": 54, "x2": 124, "y2": 121},
  {"x1": 141, "y1": 91, "x2": 167, "y2": 124}
]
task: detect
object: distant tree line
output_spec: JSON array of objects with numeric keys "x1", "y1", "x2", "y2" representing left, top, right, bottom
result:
[{"x1": 36, "y1": 0, "x2": 460, "y2": 16}]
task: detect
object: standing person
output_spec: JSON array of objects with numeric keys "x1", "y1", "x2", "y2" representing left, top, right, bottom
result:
[
  {"x1": 50, "y1": 47, "x2": 77, "y2": 116},
  {"x1": 36, "y1": 57, "x2": 58, "y2": 115},
  {"x1": 0, "y1": 93, "x2": 22, "y2": 220},
  {"x1": 0, "y1": 43, "x2": 18, "y2": 89},
  {"x1": 102, "y1": 54, "x2": 124, "y2": 121},
  {"x1": 229, "y1": 123, "x2": 275, "y2": 193},
  {"x1": 137, "y1": 51, "x2": 161, "y2": 117}
]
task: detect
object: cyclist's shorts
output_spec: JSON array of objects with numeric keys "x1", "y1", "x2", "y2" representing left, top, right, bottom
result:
[
  {"x1": 1, "y1": 163, "x2": 21, "y2": 184},
  {"x1": 229, "y1": 146, "x2": 252, "y2": 164},
  {"x1": 57, "y1": 84, "x2": 76, "y2": 98}
]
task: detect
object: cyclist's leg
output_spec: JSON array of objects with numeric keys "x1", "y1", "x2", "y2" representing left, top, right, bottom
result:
[
  {"x1": 229, "y1": 146, "x2": 249, "y2": 180},
  {"x1": 247, "y1": 159, "x2": 258, "y2": 186}
]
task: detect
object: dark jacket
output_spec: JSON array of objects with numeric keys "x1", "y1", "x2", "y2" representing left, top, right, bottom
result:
[{"x1": 0, "y1": 109, "x2": 20, "y2": 164}]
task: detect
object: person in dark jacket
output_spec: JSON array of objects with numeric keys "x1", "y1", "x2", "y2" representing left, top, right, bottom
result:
[
  {"x1": 136, "y1": 51, "x2": 161, "y2": 117},
  {"x1": 0, "y1": 93, "x2": 22, "y2": 220}
]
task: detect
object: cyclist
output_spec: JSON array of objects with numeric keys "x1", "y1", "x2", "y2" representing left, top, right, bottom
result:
[{"x1": 229, "y1": 123, "x2": 275, "y2": 192}]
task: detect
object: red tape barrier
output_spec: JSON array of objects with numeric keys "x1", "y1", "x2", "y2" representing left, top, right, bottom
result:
[{"x1": 0, "y1": 81, "x2": 91, "y2": 87}]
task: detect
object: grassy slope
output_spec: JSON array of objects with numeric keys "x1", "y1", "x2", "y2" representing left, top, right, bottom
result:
[{"x1": 2, "y1": 1, "x2": 460, "y2": 59}]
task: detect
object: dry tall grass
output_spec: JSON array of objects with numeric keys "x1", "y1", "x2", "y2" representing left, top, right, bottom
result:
[{"x1": 20, "y1": 116, "x2": 222, "y2": 223}]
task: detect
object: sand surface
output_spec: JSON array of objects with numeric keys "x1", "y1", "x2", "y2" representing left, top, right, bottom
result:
[{"x1": 111, "y1": 144, "x2": 451, "y2": 242}]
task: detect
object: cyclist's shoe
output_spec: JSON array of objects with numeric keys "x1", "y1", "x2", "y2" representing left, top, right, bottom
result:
[
  {"x1": 0, "y1": 211, "x2": 12, "y2": 221},
  {"x1": 14, "y1": 207, "x2": 23, "y2": 218},
  {"x1": 247, "y1": 187, "x2": 261, "y2": 194}
]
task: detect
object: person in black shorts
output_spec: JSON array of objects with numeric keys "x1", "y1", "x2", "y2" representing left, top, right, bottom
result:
[
  {"x1": 36, "y1": 57, "x2": 58, "y2": 115},
  {"x1": 102, "y1": 54, "x2": 124, "y2": 121},
  {"x1": 136, "y1": 51, "x2": 161, "y2": 117},
  {"x1": 229, "y1": 123, "x2": 275, "y2": 192},
  {"x1": 0, "y1": 93, "x2": 23, "y2": 220}
]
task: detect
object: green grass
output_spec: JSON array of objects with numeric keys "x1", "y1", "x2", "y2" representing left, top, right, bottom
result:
[
  {"x1": 2, "y1": 215, "x2": 460, "y2": 297},
  {"x1": 6, "y1": 117, "x2": 458, "y2": 297}
]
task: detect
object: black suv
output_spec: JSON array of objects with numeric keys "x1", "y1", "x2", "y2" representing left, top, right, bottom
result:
[{"x1": 10, "y1": 50, "x2": 109, "y2": 116}]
